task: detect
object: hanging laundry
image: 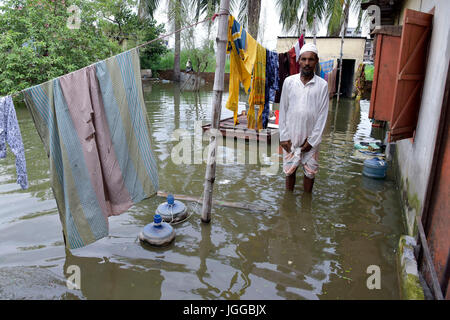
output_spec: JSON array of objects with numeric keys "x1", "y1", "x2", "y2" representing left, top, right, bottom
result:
[
  {"x1": 247, "y1": 43, "x2": 266, "y2": 130},
  {"x1": 225, "y1": 15, "x2": 257, "y2": 125},
  {"x1": 289, "y1": 36, "x2": 303, "y2": 75},
  {"x1": 24, "y1": 49, "x2": 158, "y2": 249},
  {"x1": 275, "y1": 52, "x2": 290, "y2": 103},
  {"x1": 294, "y1": 35, "x2": 304, "y2": 62},
  {"x1": 294, "y1": 41, "x2": 301, "y2": 61},
  {"x1": 0, "y1": 96, "x2": 28, "y2": 190},
  {"x1": 275, "y1": 37, "x2": 304, "y2": 104},
  {"x1": 327, "y1": 67, "x2": 338, "y2": 98},
  {"x1": 263, "y1": 49, "x2": 279, "y2": 129},
  {"x1": 320, "y1": 60, "x2": 334, "y2": 79},
  {"x1": 288, "y1": 46, "x2": 300, "y2": 75}
]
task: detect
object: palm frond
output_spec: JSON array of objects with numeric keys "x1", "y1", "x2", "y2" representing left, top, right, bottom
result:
[
  {"x1": 237, "y1": 0, "x2": 248, "y2": 29},
  {"x1": 276, "y1": 0, "x2": 302, "y2": 34},
  {"x1": 139, "y1": 0, "x2": 161, "y2": 19}
]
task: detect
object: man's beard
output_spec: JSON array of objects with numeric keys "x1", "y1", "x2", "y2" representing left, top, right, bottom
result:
[{"x1": 301, "y1": 68, "x2": 314, "y2": 77}]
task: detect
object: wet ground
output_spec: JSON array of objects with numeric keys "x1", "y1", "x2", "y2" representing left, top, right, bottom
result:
[{"x1": 0, "y1": 82, "x2": 404, "y2": 299}]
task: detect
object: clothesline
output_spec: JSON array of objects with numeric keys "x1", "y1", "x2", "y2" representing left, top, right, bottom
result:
[{"x1": 9, "y1": 10, "x2": 230, "y2": 100}]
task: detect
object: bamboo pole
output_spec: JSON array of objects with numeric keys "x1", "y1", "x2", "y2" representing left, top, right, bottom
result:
[
  {"x1": 301, "y1": 0, "x2": 308, "y2": 38},
  {"x1": 313, "y1": 16, "x2": 317, "y2": 45},
  {"x1": 158, "y1": 191, "x2": 267, "y2": 212},
  {"x1": 336, "y1": 2, "x2": 349, "y2": 105},
  {"x1": 201, "y1": 0, "x2": 230, "y2": 223}
]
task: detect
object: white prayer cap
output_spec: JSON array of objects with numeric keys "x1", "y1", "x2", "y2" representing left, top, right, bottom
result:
[{"x1": 299, "y1": 43, "x2": 318, "y2": 57}]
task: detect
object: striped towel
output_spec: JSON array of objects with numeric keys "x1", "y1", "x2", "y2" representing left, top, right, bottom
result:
[{"x1": 24, "y1": 49, "x2": 158, "y2": 249}]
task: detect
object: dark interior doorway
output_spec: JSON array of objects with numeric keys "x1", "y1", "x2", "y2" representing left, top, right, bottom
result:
[{"x1": 336, "y1": 59, "x2": 356, "y2": 98}]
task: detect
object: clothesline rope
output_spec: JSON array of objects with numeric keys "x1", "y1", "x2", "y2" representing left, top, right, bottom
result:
[{"x1": 9, "y1": 10, "x2": 229, "y2": 99}]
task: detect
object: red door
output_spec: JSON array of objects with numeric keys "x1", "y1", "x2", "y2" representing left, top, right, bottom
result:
[
  {"x1": 369, "y1": 33, "x2": 401, "y2": 121},
  {"x1": 388, "y1": 9, "x2": 433, "y2": 142}
]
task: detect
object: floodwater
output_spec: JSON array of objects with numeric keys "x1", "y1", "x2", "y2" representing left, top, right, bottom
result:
[{"x1": 0, "y1": 82, "x2": 405, "y2": 299}]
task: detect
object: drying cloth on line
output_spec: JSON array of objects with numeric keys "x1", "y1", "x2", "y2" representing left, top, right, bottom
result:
[
  {"x1": 328, "y1": 67, "x2": 337, "y2": 98},
  {"x1": 294, "y1": 41, "x2": 300, "y2": 61},
  {"x1": 288, "y1": 46, "x2": 300, "y2": 75},
  {"x1": 24, "y1": 49, "x2": 158, "y2": 249},
  {"x1": 320, "y1": 60, "x2": 334, "y2": 79},
  {"x1": 263, "y1": 49, "x2": 279, "y2": 129},
  {"x1": 226, "y1": 15, "x2": 257, "y2": 125},
  {"x1": 247, "y1": 43, "x2": 266, "y2": 130},
  {"x1": 294, "y1": 35, "x2": 304, "y2": 62},
  {"x1": 274, "y1": 52, "x2": 290, "y2": 103},
  {"x1": 0, "y1": 96, "x2": 28, "y2": 189}
]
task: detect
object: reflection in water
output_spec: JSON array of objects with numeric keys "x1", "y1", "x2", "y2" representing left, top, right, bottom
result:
[
  {"x1": 0, "y1": 84, "x2": 404, "y2": 299},
  {"x1": 64, "y1": 250, "x2": 164, "y2": 300},
  {"x1": 173, "y1": 82, "x2": 181, "y2": 130}
]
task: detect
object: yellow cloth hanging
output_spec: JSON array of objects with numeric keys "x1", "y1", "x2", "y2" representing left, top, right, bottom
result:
[
  {"x1": 247, "y1": 43, "x2": 266, "y2": 130},
  {"x1": 225, "y1": 15, "x2": 257, "y2": 125}
]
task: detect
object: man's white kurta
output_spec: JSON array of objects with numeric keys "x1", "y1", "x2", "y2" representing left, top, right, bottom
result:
[{"x1": 279, "y1": 74, "x2": 329, "y2": 168}]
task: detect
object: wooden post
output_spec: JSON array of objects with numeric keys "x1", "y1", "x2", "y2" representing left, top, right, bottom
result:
[{"x1": 201, "y1": 0, "x2": 230, "y2": 223}]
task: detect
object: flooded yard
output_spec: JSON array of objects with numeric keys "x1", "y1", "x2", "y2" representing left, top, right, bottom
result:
[{"x1": 0, "y1": 82, "x2": 404, "y2": 299}]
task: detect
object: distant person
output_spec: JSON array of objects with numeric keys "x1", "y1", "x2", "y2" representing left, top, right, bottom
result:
[
  {"x1": 186, "y1": 59, "x2": 193, "y2": 73},
  {"x1": 279, "y1": 43, "x2": 329, "y2": 193}
]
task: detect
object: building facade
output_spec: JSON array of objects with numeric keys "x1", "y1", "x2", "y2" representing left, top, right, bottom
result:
[{"x1": 367, "y1": 0, "x2": 450, "y2": 299}]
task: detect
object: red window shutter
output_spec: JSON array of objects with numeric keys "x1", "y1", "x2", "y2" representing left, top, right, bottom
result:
[{"x1": 388, "y1": 9, "x2": 433, "y2": 142}]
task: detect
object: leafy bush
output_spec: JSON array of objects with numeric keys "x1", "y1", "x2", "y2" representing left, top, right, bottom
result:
[
  {"x1": 365, "y1": 64, "x2": 374, "y2": 81},
  {"x1": 0, "y1": 0, "x2": 167, "y2": 96}
]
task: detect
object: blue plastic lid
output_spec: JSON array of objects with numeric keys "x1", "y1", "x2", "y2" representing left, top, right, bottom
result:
[
  {"x1": 157, "y1": 200, "x2": 187, "y2": 216},
  {"x1": 364, "y1": 157, "x2": 387, "y2": 168},
  {"x1": 154, "y1": 214, "x2": 162, "y2": 225},
  {"x1": 167, "y1": 194, "x2": 175, "y2": 205},
  {"x1": 142, "y1": 221, "x2": 174, "y2": 240}
]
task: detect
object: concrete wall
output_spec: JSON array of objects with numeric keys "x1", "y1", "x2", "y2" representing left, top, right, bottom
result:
[
  {"x1": 395, "y1": 0, "x2": 450, "y2": 235},
  {"x1": 276, "y1": 37, "x2": 366, "y2": 76}
]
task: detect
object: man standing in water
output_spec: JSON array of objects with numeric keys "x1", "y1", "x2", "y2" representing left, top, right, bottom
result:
[{"x1": 279, "y1": 43, "x2": 329, "y2": 192}]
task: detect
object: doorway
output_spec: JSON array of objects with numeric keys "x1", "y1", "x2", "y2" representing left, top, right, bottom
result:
[{"x1": 336, "y1": 59, "x2": 356, "y2": 98}]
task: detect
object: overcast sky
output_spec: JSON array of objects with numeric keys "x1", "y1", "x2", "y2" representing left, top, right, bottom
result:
[{"x1": 155, "y1": 0, "x2": 370, "y2": 50}]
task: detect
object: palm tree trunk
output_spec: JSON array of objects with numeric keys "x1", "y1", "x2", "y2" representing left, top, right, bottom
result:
[
  {"x1": 173, "y1": 0, "x2": 181, "y2": 82},
  {"x1": 247, "y1": 0, "x2": 261, "y2": 39},
  {"x1": 138, "y1": 1, "x2": 144, "y2": 19}
]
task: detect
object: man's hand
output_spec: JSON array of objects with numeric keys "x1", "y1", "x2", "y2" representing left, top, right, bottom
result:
[
  {"x1": 300, "y1": 139, "x2": 312, "y2": 153},
  {"x1": 280, "y1": 140, "x2": 292, "y2": 153}
]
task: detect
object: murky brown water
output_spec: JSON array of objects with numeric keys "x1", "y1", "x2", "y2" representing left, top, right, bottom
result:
[{"x1": 0, "y1": 82, "x2": 404, "y2": 299}]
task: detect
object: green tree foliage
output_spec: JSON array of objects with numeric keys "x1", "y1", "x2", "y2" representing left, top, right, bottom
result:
[
  {"x1": 0, "y1": 0, "x2": 167, "y2": 96},
  {"x1": 93, "y1": 0, "x2": 167, "y2": 70},
  {"x1": 276, "y1": 0, "x2": 365, "y2": 37}
]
